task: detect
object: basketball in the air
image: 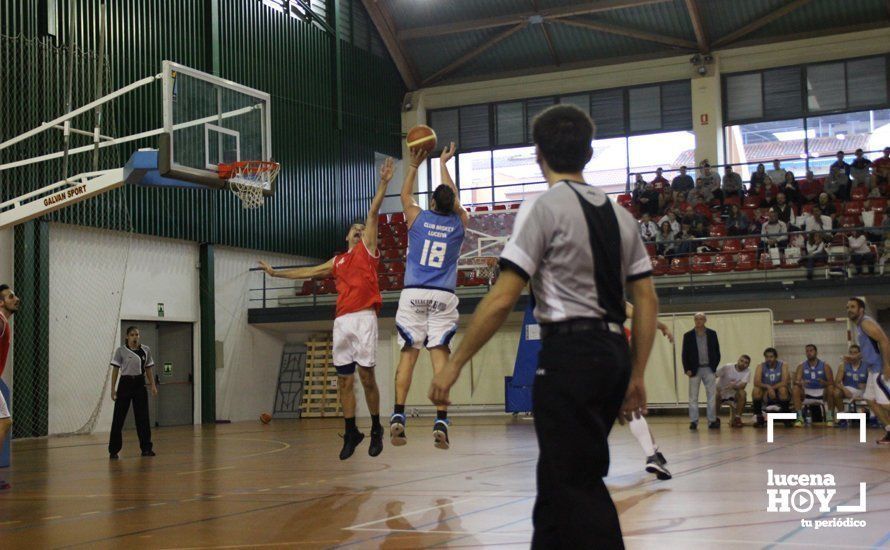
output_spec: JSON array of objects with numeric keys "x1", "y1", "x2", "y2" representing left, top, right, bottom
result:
[
  {"x1": 406, "y1": 125, "x2": 437, "y2": 153},
  {"x1": 260, "y1": 412, "x2": 272, "y2": 424}
]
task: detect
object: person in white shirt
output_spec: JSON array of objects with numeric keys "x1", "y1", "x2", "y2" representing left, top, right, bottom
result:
[
  {"x1": 848, "y1": 230, "x2": 875, "y2": 275},
  {"x1": 860, "y1": 200, "x2": 883, "y2": 243},
  {"x1": 717, "y1": 355, "x2": 752, "y2": 427},
  {"x1": 761, "y1": 210, "x2": 788, "y2": 250},
  {"x1": 639, "y1": 213, "x2": 658, "y2": 242},
  {"x1": 802, "y1": 205, "x2": 832, "y2": 235},
  {"x1": 801, "y1": 232, "x2": 827, "y2": 280},
  {"x1": 767, "y1": 159, "x2": 787, "y2": 194}
]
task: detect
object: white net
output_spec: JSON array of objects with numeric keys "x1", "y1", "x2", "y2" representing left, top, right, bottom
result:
[{"x1": 225, "y1": 161, "x2": 280, "y2": 209}]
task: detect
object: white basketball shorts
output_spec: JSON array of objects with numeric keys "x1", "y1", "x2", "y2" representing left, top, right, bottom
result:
[
  {"x1": 0, "y1": 388, "x2": 9, "y2": 419},
  {"x1": 843, "y1": 386, "x2": 865, "y2": 400},
  {"x1": 872, "y1": 372, "x2": 890, "y2": 406},
  {"x1": 395, "y1": 288, "x2": 459, "y2": 350},
  {"x1": 332, "y1": 309, "x2": 378, "y2": 374}
]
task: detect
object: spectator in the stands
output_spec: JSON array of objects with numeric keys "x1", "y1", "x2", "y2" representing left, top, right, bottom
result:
[
  {"x1": 725, "y1": 204, "x2": 749, "y2": 236},
  {"x1": 675, "y1": 222, "x2": 697, "y2": 257},
  {"x1": 682, "y1": 205, "x2": 709, "y2": 230},
  {"x1": 722, "y1": 165, "x2": 744, "y2": 202},
  {"x1": 772, "y1": 192, "x2": 797, "y2": 229},
  {"x1": 651, "y1": 167, "x2": 670, "y2": 193},
  {"x1": 748, "y1": 207, "x2": 767, "y2": 234},
  {"x1": 689, "y1": 177, "x2": 714, "y2": 207},
  {"x1": 861, "y1": 200, "x2": 883, "y2": 244},
  {"x1": 848, "y1": 230, "x2": 876, "y2": 275},
  {"x1": 658, "y1": 209, "x2": 681, "y2": 234},
  {"x1": 761, "y1": 210, "x2": 788, "y2": 251},
  {"x1": 672, "y1": 165, "x2": 695, "y2": 201},
  {"x1": 700, "y1": 162, "x2": 722, "y2": 204},
  {"x1": 801, "y1": 232, "x2": 827, "y2": 280},
  {"x1": 750, "y1": 163, "x2": 769, "y2": 197},
  {"x1": 638, "y1": 182, "x2": 661, "y2": 217},
  {"x1": 827, "y1": 151, "x2": 851, "y2": 200},
  {"x1": 691, "y1": 220, "x2": 708, "y2": 239},
  {"x1": 761, "y1": 174, "x2": 779, "y2": 208},
  {"x1": 631, "y1": 173, "x2": 647, "y2": 203},
  {"x1": 767, "y1": 159, "x2": 787, "y2": 192},
  {"x1": 799, "y1": 170, "x2": 821, "y2": 204},
  {"x1": 849, "y1": 148, "x2": 872, "y2": 189},
  {"x1": 656, "y1": 221, "x2": 677, "y2": 257},
  {"x1": 780, "y1": 171, "x2": 799, "y2": 204},
  {"x1": 640, "y1": 213, "x2": 659, "y2": 242},
  {"x1": 873, "y1": 147, "x2": 890, "y2": 187},
  {"x1": 816, "y1": 192, "x2": 837, "y2": 220},
  {"x1": 803, "y1": 205, "x2": 832, "y2": 235}
]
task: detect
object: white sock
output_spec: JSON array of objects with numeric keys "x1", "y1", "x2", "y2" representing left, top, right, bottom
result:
[{"x1": 629, "y1": 416, "x2": 657, "y2": 457}]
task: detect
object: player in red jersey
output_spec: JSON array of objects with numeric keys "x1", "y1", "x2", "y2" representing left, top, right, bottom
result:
[
  {"x1": 260, "y1": 158, "x2": 394, "y2": 460},
  {"x1": 0, "y1": 284, "x2": 21, "y2": 490}
]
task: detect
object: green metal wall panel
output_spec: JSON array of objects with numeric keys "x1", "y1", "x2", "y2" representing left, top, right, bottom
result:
[{"x1": 2, "y1": 0, "x2": 404, "y2": 258}]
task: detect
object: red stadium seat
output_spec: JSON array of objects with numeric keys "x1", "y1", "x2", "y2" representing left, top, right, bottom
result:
[
  {"x1": 669, "y1": 257, "x2": 689, "y2": 275},
  {"x1": 850, "y1": 186, "x2": 869, "y2": 201},
  {"x1": 377, "y1": 213, "x2": 389, "y2": 225},
  {"x1": 845, "y1": 201, "x2": 864, "y2": 216},
  {"x1": 617, "y1": 194, "x2": 632, "y2": 207},
  {"x1": 723, "y1": 195, "x2": 741, "y2": 208},
  {"x1": 390, "y1": 212, "x2": 405, "y2": 223},
  {"x1": 722, "y1": 239, "x2": 742, "y2": 252},
  {"x1": 651, "y1": 257, "x2": 668, "y2": 276},
  {"x1": 690, "y1": 254, "x2": 713, "y2": 273},
  {"x1": 379, "y1": 234, "x2": 397, "y2": 250},
  {"x1": 742, "y1": 237, "x2": 761, "y2": 250},
  {"x1": 743, "y1": 196, "x2": 761, "y2": 209},
  {"x1": 475, "y1": 206, "x2": 490, "y2": 212},
  {"x1": 383, "y1": 248, "x2": 401, "y2": 260},
  {"x1": 758, "y1": 253, "x2": 777, "y2": 270},
  {"x1": 839, "y1": 215, "x2": 858, "y2": 229},
  {"x1": 709, "y1": 224, "x2": 727, "y2": 237},
  {"x1": 297, "y1": 280, "x2": 315, "y2": 296},
  {"x1": 493, "y1": 204, "x2": 507, "y2": 211},
  {"x1": 390, "y1": 223, "x2": 407, "y2": 238},
  {"x1": 645, "y1": 243, "x2": 657, "y2": 257},
  {"x1": 508, "y1": 203, "x2": 521, "y2": 210},
  {"x1": 736, "y1": 251, "x2": 756, "y2": 271},
  {"x1": 712, "y1": 253, "x2": 735, "y2": 272},
  {"x1": 872, "y1": 198, "x2": 887, "y2": 210},
  {"x1": 376, "y1": 261, "x2": 386, "y2": 274},
  {"x1": 387, "y1": 261, "x2": 405, "y2": 274}
]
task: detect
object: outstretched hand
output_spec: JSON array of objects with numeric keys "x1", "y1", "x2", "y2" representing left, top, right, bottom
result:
[
  {"x1": 380, "y1": 157, "x2": 394, "y2": 184},
  {"x1": 409, "y1": 147, "x2": 428, "y2": 168},
  {"x1": 428, "y1": 362, "x2": 461, "y2": 406},
  {"x1": 440, "y1": 141, "x2": 456, "y2": 164},
  {"x1": 658, "y1": 322, "x2": 674, "y2": 343},
  {"x1": 258, "y1": 260, "x2": 275, "y2": 276}
]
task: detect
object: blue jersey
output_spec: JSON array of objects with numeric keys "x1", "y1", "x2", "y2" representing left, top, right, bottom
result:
[
  {"x1": 856, "y1": 315, "x2": 883, "y2": 374},
  {"x1": 843, "y1": 362, "x2": 868, "y2": 387},
  {"x1": 404, "y1": 209, "x2": 465, "y2": 291},
  {"x1": 761, "y1": 361, "x2": 784, "y2": 385},
  {"x1": 801, "y1": 360, "x2": 827, "y2": 390}
]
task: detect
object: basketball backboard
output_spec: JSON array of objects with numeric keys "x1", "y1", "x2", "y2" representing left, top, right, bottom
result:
[{"x1": 160, "y1": 61, "x2": 273, "y2": 192}]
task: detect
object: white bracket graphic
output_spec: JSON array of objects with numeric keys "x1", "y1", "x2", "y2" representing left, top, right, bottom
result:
[
  {"x1": 766, "y1": 412, "x2": 797, "y2": 443},
  {"x1": 836, "y1": 412, "x2": 867, "y2": 443},
  {"x1": 836, "y1": 482, "x2": 867, "y2": 513}
]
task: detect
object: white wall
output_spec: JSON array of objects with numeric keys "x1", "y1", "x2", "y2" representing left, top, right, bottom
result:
[
  {"x1": 214, "y1": 246, "x2": 314, "y2": 422},
  {"x1": 47, "y1": 223, "x2": 201, "y2": 435}
]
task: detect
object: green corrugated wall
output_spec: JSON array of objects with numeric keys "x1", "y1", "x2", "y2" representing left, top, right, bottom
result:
[{"x1": 1, "y1": 0, "x2": 404, "y2": 258}]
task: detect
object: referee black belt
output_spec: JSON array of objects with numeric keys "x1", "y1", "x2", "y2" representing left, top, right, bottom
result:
[
  {"x1": 540, "y1": 318, "x2": 624, "y2": 338},
  {"x1": 120, "y1": 374, "x2": 144, "y2": 379}
]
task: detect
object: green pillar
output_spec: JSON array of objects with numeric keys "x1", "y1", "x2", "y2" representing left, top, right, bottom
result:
[
  {"x1": 199, "y1": 243, "x2": 216, "y2": 423},
  {"x1": 12, "y1": 220, "x2": 49, "y2": 438}
]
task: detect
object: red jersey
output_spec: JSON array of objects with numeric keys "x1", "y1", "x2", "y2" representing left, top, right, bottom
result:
[
  {"x1": 0, "y1": 315, "x2": 11, "y2": 377},
  {"x1": 332, "y1": 241, "x2": 382, "y2": 318}
]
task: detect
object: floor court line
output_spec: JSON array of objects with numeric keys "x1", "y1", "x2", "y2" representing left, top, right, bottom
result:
[
  {"x1": 177, "y1": 466, "x2": 235, "y2": 476},
  {"x1": 624, "y1": 533, "x2": 876, "y2": 549}
]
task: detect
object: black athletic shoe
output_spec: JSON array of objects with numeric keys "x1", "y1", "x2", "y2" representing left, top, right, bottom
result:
[
  {"x1": 339, "y1": 431, "x2": 364, "y2": 460},
  {"x1": 656, "y1": 451, "x2": 667, "y2": 464},
  {"x1": 141, "y1": 450, "x2": 155, "y2": 457},
  {"x1": 433, "y1": 420, "x2": 450, "y2": 450},
  {"x1": 877, "y1": 432, "x2": 890, "y2": 445},
  {"x1": 708, "y1": 419, "x2": 721, "y2": 430},
  {"x1": 390, "y1": 414, "x2": 407, "y2": 446},
  {"x1": 689, "y1": 422, "x2": 698, "y2": 431},
  {"x1": 368, "y1": 426, "x2": 383, "y2": 457},
  {"x1": 754, "y1": 416, "x2": 766, "y2": 428},
  {"x1": 109, "y1": 454, "x2": 119, "y2": 460},
  {"x1": 645, "y1": 455, "x2": 672, "y2": 480}
]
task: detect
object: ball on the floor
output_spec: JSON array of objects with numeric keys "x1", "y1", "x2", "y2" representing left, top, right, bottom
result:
[
  {"x1": 406, "y1": 125, "x2": 437, "y2": 153},
  {"x1": 260, "y1": 412, "x2": 272, "y2": 424}
]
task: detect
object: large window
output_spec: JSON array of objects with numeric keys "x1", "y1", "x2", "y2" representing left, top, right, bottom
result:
[
  {"x1": 723, "y1": 55, "x2": 890, "y2": 176},
  {"x1": 425, "y1": 80, "x2": 693, "y2": 206}
]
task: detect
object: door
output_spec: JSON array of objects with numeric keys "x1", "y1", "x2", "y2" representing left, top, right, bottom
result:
[{"x1": 155, "y1": 322, "x2": 194, "y2": 427}]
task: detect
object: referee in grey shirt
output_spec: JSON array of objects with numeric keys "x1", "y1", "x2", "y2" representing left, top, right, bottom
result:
[
  {"x1": 108, "y1": 326, "x2": 158, "y2": 459},
  {"x1": 429, "y1": 105, "x2": 658, "y2": 549}
]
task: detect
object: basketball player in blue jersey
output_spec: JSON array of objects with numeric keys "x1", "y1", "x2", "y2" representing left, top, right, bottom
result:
[
  {"x1": 792, "y1": 344, "x2": 835, "y2": 426},
  {"x1": 752, "y1": 347, "x2": 791, "y2": 428},
  {"x1": 846, "y1": 297, "x2": 890, "y2": 444},
  {"x1": 835, "y1": 344, "x2": 868, "y2": 427},
  {"x1": 391, "y1": 142, "x2": 468, "y2": 450}
]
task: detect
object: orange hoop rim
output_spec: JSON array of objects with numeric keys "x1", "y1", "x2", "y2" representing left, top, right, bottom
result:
[{"x1": 218, "y1": 160, "x2": 280, "y2": 180}]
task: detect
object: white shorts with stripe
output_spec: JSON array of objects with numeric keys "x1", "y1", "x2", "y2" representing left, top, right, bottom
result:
[
  {"x1": 332, "y1": 309, "x2": 378, "y2": 372},
  {"x1": 865, "y1": 371, "x2": 890, "y2": 405},
  {"x1": 396, "y1": 288, "x2": 459, "y2": 350},
  {"x1": 0, "y1": 389, "x2": 9, "y2": 419}
]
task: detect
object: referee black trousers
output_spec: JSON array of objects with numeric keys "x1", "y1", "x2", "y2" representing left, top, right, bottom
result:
[
  {"x1": 108, "y1": 376, "x2": 153, "y2": 455},
  {"x1": 531, "y1": 330, "x2": 631, "y2": 550}
]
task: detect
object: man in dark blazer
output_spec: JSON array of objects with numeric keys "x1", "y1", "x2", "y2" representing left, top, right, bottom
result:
[{"x1": 682, "y1": 312, "x2": 721, "y2": 430}]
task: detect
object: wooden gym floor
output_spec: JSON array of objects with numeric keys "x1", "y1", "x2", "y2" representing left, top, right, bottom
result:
[{"x1": 1, "y1": 415, "x2": 889, "y2": 549}]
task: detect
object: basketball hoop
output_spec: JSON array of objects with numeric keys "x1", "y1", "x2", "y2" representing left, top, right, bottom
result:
[{"x1": 218, "y1": 160, "x2": 280, "y2": 209}]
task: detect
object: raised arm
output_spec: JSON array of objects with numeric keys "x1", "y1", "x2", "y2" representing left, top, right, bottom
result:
[
  {"x1": 401, "y1": 148, "x2": 427, "y2": 228},
  {"x1": 363, "y1": 157, "x2": 394, "y2": 254},
  {"x1": 258, "y1": 258, "x2": 334, "y2": 280},
  {"x1": 439, "y1": 142, "x2": 469, "y2": 227}
]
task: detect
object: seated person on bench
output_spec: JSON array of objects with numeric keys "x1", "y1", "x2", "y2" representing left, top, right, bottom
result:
[
  {"x1": 716, "y1": 355, "x2": 751, "y2": 428},
  {"x1": 835, "y1": 345, "x2": 868, "y2": 427},
  {"x1": 752, "y1": 347, "x2": 791, "y2": 428},
  {"x1": 792, "y1": 344, "x2": 835, "y2": 426}
]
